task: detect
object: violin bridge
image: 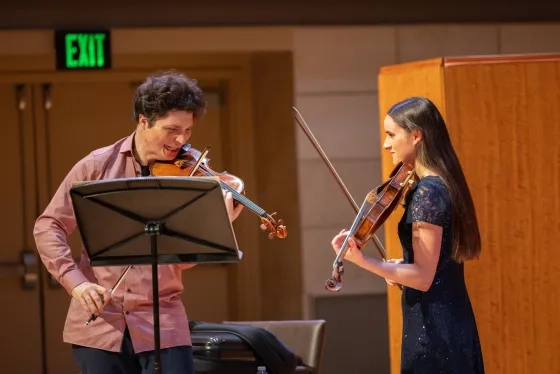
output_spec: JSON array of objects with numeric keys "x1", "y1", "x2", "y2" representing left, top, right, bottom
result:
[{"x1": 174, "y1": 160, "x2": 188, "y2": 169}]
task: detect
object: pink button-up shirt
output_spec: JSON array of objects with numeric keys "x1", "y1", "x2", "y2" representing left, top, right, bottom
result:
[{"x1": 33, "y1": 131, "x2": 195, "y2": 353}]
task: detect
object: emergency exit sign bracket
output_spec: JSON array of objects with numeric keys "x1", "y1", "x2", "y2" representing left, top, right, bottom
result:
[{"x1": 55, "y1": 30, "x2": 112, "y2": 70}]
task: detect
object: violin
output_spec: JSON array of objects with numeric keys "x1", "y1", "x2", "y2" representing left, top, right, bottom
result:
[
  {"x1": 325, "y1": 162, "x2": 414, "y2": 291},
  {"x1": 83, "y1": 143, "x2": 288, "y2": 327},
  {"x1": 150, "y1": 144, "x2": 287, "y2": 240},
  {"x1": 292, "y1": 107, "x2": 415, "y2": 292}
]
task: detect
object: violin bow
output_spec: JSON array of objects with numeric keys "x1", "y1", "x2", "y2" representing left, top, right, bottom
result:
[
  {"x1": 292, "y1": 107, "x2": 388, "y2": 260},
  {"x1": 188, "y1": 146, "x2": 211, "y2": 176},
  {"x1": 84, "y1": 265, "x2": 132, "y2": 326}
]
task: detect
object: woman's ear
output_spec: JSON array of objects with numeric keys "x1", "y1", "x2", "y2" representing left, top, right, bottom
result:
[{"x1": 411, "y1": 128, "x2": 423, "y2": 146}]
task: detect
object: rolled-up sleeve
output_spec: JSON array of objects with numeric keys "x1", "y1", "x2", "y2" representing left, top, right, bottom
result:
[{"x1": 34, "y1": 156, "x2": 94, "y2": 295}]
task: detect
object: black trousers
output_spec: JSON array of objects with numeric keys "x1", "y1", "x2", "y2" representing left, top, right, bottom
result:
[{"x1": 72, "y1": 327, "x2": 194, "y2": 374}]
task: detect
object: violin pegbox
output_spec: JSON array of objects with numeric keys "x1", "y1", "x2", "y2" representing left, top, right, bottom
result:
[{"x1": 260, "y1": 213, "x2": 287, "y2": 239}]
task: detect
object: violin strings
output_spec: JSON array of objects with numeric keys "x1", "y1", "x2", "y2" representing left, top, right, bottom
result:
[
  {"x1": 222, "y1": 182, "x2": 266, "y2": 216},
  {"x1": 195, "y1": 165, "x2": 267, "y2": 217}
]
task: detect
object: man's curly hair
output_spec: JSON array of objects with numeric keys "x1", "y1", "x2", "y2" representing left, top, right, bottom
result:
[{"x1": 132, "y1": 70, "x2": 207, "y2": 127}]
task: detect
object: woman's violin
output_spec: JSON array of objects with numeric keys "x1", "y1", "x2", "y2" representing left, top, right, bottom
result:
[
  {"x1": 292, "y1": 107, "x2": 415, "y2": 292},
  {"x1": 150, "y1": 144, "x2": 287, "y2": 240},
  {"x1": 325, "y1": 162, "x2": 414, "y2": 292}
]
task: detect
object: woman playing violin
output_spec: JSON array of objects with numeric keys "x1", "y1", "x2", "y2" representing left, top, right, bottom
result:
[{"x1": 331, "y1": 97, "x2": 484, "y2": 373}]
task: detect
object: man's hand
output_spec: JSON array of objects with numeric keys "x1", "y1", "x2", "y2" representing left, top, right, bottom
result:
[
  {"x1": 71, "y1": 282, "x2": 111, "y2": 316},
  {"x1": 223, "y1": 190, "x2": 244, "y2": 223}
]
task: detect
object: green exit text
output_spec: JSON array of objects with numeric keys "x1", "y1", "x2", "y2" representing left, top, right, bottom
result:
[{"x1": 65, "y1": 33, "x2": 107, "y2": 69}]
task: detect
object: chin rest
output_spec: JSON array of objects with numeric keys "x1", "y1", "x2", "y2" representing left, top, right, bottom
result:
[{"x1": 190, "y1": 320, "x2": 326, "y2": 374}]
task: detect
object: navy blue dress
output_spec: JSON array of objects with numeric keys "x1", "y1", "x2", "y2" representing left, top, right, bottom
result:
[{"x1": 397, "y1": 176, "x2": 485, "y2": 373}]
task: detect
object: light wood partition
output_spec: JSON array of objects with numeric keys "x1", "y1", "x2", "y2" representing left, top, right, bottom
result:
[{"x1": 377, "y1": 54, "x2": 560, "y2": 374}]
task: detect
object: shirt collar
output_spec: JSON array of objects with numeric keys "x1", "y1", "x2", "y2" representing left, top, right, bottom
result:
[{"x1": 119, "y1": 131, "x2": 136, "y2": 154}]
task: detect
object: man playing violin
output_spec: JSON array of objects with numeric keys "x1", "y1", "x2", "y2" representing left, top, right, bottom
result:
[{"x1": 33, "y1": 70, "x2": 243, "y2": 374}]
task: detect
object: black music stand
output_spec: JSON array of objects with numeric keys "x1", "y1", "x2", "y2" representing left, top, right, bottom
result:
[{"x1": 69, "y1": 176, "x2": 241, "y2": 374}]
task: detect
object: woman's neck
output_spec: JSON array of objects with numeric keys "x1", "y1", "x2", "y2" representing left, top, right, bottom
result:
[{"x1": 413, "y1": 161, "x2": 436, "y2": 179}]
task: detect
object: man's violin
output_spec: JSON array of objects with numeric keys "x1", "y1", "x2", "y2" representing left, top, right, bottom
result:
[
  {"x1": 150, "y1": 144, "x2": 287, "y2": 240},
  {"x1": 293, "y1": 107, "x2": 415, "y2": 292},
  {"x1": 83, "y1": 145, "x2": 287, "y2": 328}
]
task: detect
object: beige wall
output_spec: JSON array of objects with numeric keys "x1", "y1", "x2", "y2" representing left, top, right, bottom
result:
[{"x1": 3, "y1": 21, "x2": 560, "y2": 305}]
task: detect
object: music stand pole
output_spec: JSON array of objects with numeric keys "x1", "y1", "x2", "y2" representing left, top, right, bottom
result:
[
  {"x1": 69, "y1": 176, "x2": 241, "y2": 374},
  {"x1": 147, "y1": 223, "x2": 162, "y2": 372}
]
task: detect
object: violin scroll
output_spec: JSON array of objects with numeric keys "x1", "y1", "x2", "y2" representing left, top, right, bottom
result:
[
  {"x1": 325, "y1": 280, "x2": 341, "y2": 292},
  {"x1": 325, "y1": 264, "x2": 344, "y2": 292},
  {"x1": 260, "y1": 213, "x2": 287, "y2": 239}
]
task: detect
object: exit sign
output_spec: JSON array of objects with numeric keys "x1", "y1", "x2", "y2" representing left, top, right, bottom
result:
[{"x1": 55, "y1": 30, "x2": 112, "y2": 70}]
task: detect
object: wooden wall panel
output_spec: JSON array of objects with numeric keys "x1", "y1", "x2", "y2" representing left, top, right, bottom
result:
[
  {"x1": 250, "y1": 52, "x2": 303, "y2": 320},
  {"x1": 444, "y1": 56, "x2": 560, "y2": 374},
  {"x1": 377, "y1": 58, "x2": 445, "y2": 374},
  {"x1": 378, "y1": 54, "x2": 560, "y2": 374}
]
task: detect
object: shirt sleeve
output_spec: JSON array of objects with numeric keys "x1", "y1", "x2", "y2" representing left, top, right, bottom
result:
[
  {"x1": 405, "y1": 181, "x2": 450, "y2": 227},
  {"x1": 33, "y1": 156, "x2": 95, "y2": 295}
]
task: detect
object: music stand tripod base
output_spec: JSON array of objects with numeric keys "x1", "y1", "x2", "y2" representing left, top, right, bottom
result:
[{"x1": 70, "y1": 176, "x2": 241, "y2": 374}]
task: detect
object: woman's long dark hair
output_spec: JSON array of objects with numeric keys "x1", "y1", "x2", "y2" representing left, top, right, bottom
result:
[{"x1": 387, "y1": 97, "x2": 481, "y2": 262}]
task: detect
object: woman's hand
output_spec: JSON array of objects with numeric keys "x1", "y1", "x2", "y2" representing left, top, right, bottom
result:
[
  {"x1": 384, "y1": 258, "x2": 403, "y2": 286},
  {"x1": 330, "y1": 229, "x2": 364, "y2": 265}
]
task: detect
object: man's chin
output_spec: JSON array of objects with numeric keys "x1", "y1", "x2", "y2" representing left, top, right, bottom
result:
[{"x1": 162, "y1": 148, "x2": 180, "y2": 159}]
